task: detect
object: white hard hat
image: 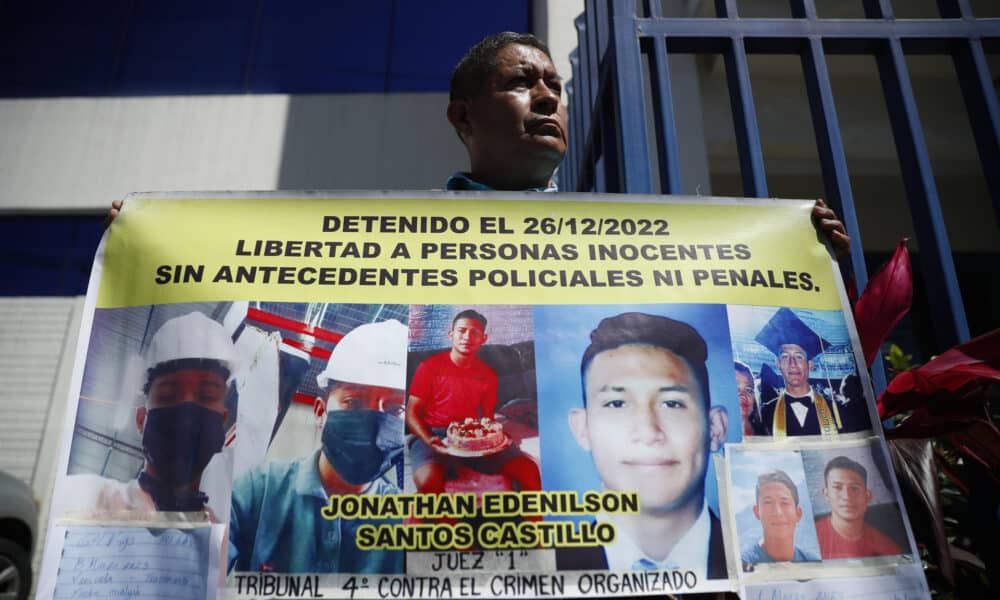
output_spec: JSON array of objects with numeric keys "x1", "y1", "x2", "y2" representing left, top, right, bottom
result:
[
  {"x1": 144, "y1": 312, "x2": 237, "y2": 377},
  {"x1": 316, "y1": 319, "x2": 408, "y2": 391}
]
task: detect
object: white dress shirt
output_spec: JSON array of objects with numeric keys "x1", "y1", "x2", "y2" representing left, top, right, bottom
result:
[{"x1": 599, "y1": 501, "x2": 711, "y2": 579}]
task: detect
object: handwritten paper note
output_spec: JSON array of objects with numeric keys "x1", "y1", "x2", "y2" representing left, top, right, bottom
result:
[
  {"x1": 54, "y1": 526, "x2": 210, "y2": 599},
  {"x1": 742, "y1": 565, "x2": 929, "y2": 600}
]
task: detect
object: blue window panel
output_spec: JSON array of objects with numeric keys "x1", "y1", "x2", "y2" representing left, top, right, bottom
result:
[
  {"x1": 114, "y1": 0, "x2": 256, "y2": 95},
  {"x1": 386, "y1": 1, "x2": 530, "y2": 92},
  {"x1": 0, "y1": 0, "x2": 132, "y2": 96},
  {"x1": 0, "y1": 0, "x2": 531, "y2": 96},
  {"x1": 0, "y1": 216, "x2": 104, "y2": 296},
  {"x1": 248, "y1": 1, "x2": 393, "y2": 94}
]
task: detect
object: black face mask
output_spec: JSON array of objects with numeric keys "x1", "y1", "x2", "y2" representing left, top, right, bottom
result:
[
  {"x1": 321, "y1": 410, "x2": 403, "y2": 486},
  {"x1": 142, "y1": 403, "x2": 225, "y2": 490}
]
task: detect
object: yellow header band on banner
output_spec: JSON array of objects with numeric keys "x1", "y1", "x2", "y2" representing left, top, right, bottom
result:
[{"x1": 97, "y1": 195, "x2": 840, "y2": 309}]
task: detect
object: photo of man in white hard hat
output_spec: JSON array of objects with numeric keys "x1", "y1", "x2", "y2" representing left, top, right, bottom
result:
[
  {"x1": 63, "y1": 310, "x2": 236, "y2": 518},
  {"x1": 228, "y1": 319, "x2": 406, "y2": 574}
]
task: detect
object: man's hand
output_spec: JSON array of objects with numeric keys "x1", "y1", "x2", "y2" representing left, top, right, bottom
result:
[
  {"x1": 812, "y1": 198, "x2": 851, "y2": 257},
  {"x1": 105, "y1": 199, "x2": 123, "y2": 228},
  {"x1": 428, "y1": 437, "x2": 447, "y2": 454}
]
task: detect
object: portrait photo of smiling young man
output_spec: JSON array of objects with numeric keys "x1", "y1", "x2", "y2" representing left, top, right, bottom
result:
[
  {"x1": 533, "y1": 305, "x2": 739, "y2": 580},
  {"x1": 727, "y1": 449, "x2": 822, "y2": 572},
  {"x1": 727, "y1": 305, "x2": 873, "y2": 439}
]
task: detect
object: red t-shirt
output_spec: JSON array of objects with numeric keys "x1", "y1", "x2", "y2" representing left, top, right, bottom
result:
[
  {"x1": 815, "y1": 515, "x2": 903, "y2": 559},
  {"x1": 409, "y1": 352, "x2": 498, "y2": 427}
]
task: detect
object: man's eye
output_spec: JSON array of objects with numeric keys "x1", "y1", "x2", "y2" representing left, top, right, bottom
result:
[
  {"x1": 660, "y1": 398, "x2": 686, "y2": 409},
  {"x1": 601, "y1": 399, "x2": 625, "y2": 408}
]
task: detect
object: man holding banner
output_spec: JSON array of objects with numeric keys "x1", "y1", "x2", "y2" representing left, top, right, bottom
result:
[{"x1": 106, "y1": 32, "x2": 851, "y2": 258}]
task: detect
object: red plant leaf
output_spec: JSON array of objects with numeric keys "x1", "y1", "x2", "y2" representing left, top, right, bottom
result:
[
  {"x1": 879, "y1": 329, "x2": 1000, "y2": 419},
  {"x1": 854, "y1": 238, "x2": 912, "y2": 367},
  {"x1": 946, "y1": 421, "x2": 1000, "y2": 484}
]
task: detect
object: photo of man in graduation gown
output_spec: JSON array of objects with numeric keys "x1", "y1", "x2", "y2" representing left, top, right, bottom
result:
[{"x1": 755, "y1": 308, "x2": 870, "y2": 437}]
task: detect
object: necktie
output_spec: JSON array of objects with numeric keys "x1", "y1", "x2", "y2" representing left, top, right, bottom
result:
[{"x1": 786, "y1": 395, "x2": 812, "y2": 407}]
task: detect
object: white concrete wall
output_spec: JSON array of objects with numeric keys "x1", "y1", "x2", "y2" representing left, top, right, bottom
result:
[{"x1": 0, "y1": 92, "x2": 468, "y2": 210}]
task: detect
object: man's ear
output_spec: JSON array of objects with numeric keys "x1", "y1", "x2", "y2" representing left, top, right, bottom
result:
[
  {"x1": 568, "y1": 408, "x2": 591, "y2": 451},
  {"x1": 794, "y1": 506, "x2": 803, "y2": 522},
  {"x1": 136, "y1": 406, "x2": 147, "y2": 435},
  {"x1": 313, "y1": 396, "x2": 327, "y2": 420},
  {"x1": 447, "y1": 99, "x2": 472, "y2": 142},
  {"x1": 808, "y1": 359, "x2": 815, "y2": 373},
  {"x1": 752, "y1": 504, "x2": 760, "y2": 521}
]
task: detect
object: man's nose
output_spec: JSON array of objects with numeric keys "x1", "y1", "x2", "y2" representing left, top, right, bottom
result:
[
  {"x1": 179, "y1": 385, "x2": 197, "y2": 403},
  {"x1": 631, "y1": 405, "x2": 666, "y2": 444},
  {"x1": 531, "y1": 80, "x2": 560, "y2": 115}
]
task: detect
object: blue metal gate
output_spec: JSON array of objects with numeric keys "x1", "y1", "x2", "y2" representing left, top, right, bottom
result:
[{"x1": 563, "y1": 0, "x2": 1000, "y2": 366}]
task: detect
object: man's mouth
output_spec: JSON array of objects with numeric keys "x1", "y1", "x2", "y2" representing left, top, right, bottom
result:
[
  {"x1": 623, "y1": 458, "x2": 678, "y2": 467},
  {"x1": 527, "y1": 118, "x2": 563, "y2": 137}
]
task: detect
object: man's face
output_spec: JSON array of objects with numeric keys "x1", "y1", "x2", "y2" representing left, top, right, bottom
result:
[
  {"x1": 753, "y1": 481, "x2": 803, "y2": 540},
  {"x1": 454, "y1": 44, "x2": 567, "y2": 176},
  {"x1": 823, "y1": 468, "x2": 872, "y2": 523},
  {"x1": 138, "y1": 369, "x2": 228, "y2": 431},
  {"x1": 325, "y1": 383, "x2": 405, "y2": 419},
  {"x1": 570, "y1": 344, "x2": 708, "y2": 512},
  {"x1": 776, "y1": 344, "x2": 812, "y2": 390},
  {"x1": 448, "y1": 317, "x2": 487, "y2": 357},
  {"x1": 735, "y1": 370, "x2": 754, "y2": 417}
]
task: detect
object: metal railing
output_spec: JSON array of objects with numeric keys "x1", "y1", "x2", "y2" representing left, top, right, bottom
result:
[{"x1": 564, "y1": 0, "x2": 1000, "y2": 360}]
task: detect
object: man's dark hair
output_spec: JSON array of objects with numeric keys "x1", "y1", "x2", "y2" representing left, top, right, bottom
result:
[
  {"x1": 824, "y1": 455, "x2": 868, "y2": 486},
  {"x1": 579, "y1": 312, "x2": 711, "y2": 409},
  {"x1": 143, "y1": 358, "x2": 230, "y2": 395},
  {"x1": 756, "y1": 470, "x2": 799, "y2": 506},
  {"x1": 450, "y1": 32, "x2": 552, "y2": 102},
  {"x1": 452, "y1": 309, "x2": 488, "y2": 330}
]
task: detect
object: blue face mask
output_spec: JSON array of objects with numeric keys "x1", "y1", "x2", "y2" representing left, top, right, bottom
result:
[
  {"x1": 142, "y1": 403, "x2": 225, "y2": 488},
  {"x1": 321, "y1": 410, "x2": 403, "y2": 486}
]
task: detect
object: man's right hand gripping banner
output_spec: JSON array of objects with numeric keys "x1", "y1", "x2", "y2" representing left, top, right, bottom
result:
[{"x1": 36, "y1": 192, "x2": 929, "y2": 599}]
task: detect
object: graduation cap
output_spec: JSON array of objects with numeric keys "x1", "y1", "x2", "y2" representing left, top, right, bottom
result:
[{"x1": 754, "y1": 307, "x2": 831, "y2": 360}]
